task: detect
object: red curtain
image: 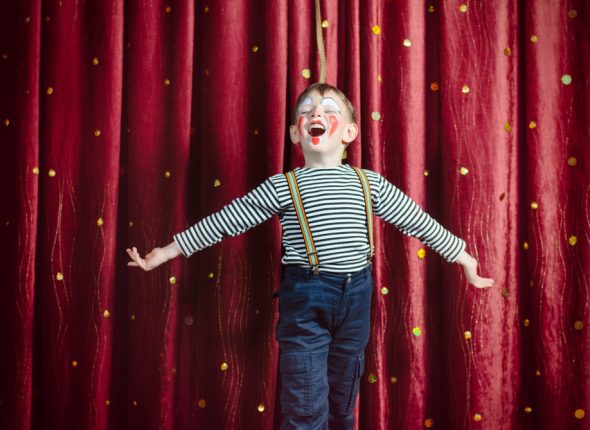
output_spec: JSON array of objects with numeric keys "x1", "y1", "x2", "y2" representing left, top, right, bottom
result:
[{"x1": 1, "y1": 0, "x2": 588, "y2": 429}]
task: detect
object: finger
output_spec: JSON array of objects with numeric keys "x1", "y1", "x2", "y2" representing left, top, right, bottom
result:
[{"x1": 128, "y1": 261, "x2": 138, "y2": 266}]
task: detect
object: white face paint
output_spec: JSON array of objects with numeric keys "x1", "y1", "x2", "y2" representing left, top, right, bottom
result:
[{"x1": 320, "y1": 97, "x2": 341, "y2": 113}]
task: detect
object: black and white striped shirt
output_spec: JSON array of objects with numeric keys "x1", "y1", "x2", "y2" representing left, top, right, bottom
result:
[{"x1": 173, "y1": 164, "x2": 466, "y2": 273}]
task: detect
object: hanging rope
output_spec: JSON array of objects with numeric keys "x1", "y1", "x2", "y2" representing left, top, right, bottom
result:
[{"x1": 314, "y1": 0, "x2": 327, "y2": 83}]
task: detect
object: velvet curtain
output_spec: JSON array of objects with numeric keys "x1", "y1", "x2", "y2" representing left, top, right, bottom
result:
[{"x1": 1, "y1": 0, "x2": 588, "y2": 429}]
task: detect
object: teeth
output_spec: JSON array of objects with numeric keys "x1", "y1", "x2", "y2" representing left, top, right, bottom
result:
[{"x1": 310, "y1": 124, "x2": 325, "y2": 130}]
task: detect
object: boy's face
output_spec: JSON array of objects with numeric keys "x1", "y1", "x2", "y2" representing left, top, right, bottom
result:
[{"x1": 289, "y1": 90, "x2": 358, "y2": 159}]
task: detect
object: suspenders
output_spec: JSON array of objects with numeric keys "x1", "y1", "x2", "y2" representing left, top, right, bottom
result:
[{"x1": 284, "y1": 166, "x2": 374, "y2": 275}]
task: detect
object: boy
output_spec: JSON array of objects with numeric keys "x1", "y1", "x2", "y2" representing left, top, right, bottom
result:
[{"x1": 127, "y1": 83, "x2": 494, "y2": 429}]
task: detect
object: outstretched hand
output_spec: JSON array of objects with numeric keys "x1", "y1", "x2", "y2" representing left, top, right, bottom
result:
[
  {"x1": 455, "y1": 249, "x2": 495, "y2": 289},
  {"x1": 126, "y1": 246, "x2": 169, "y2": 271}
]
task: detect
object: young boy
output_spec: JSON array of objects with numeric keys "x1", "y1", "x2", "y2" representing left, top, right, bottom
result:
[{"x1": 127, "y1": 83, "x2": 494, "y2": 429}]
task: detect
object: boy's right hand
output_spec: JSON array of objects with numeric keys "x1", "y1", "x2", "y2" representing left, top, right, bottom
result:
[{"x1": 126, "y1": 246, "x2": 169, "y2": 271}]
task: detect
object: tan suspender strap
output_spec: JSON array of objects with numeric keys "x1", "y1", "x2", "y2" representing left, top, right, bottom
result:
[
  {"x1": 284, "y1": 171, "x2": 320, "y2": 274},
  {"x1": 351, "y1": 167, "x2": 375, "y2": 260}
]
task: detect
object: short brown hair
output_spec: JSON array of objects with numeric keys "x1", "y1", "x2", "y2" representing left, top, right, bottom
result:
[{"x1": 291, "y1": 83, "x2": 356, "y2": 125}]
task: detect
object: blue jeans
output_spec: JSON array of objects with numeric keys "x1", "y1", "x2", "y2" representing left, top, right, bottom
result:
[{"x1": 274, "y1": 263, "x2": 374, "y2": 429}]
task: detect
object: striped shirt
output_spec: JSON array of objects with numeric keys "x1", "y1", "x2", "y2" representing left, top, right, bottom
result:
[{"x1": 173, "y1": 164, "x2": 466, "y2": 273}]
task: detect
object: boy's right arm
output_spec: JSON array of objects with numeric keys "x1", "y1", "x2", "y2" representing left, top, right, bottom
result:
[{"x1": 173, "y1": 175, "x2": 283, "y2": 258}]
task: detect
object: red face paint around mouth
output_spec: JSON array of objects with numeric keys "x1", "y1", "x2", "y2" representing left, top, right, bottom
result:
[
  {"x1": 328, "y1": 115, "x2": 338, "y2": 136},
  {"x1": 312, "y1": 137, "x2": 320, "y2": 144}
]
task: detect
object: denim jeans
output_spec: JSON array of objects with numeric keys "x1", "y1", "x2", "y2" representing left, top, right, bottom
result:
[{"x1": 274, "y1": 263, "x2": 374, "y2": 429}]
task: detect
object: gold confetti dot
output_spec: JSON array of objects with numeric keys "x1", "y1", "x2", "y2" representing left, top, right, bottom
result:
[
  {"x1": 430, "y1": 82, "x2": 439, "y2": 91},
  {"x1": 499, "y1": 192, "x2": 506, "y2": 201},
  {"x1": 504, "y1": 47, "x2": 512, "y2": 56},
  {"x1": 253, "y1": 129, "x2": 259, "y2": 135},
  {"x1": 377, "y1": 74, "x2": 382, "y2": 83},
  {"x1": 342, "y1": 149, "x2": 348, "y2": 160},
  {"x1": 45, "y1": 16, "x2": 50, "y2": 22},
  {"x1": 524, "y1": 406, "x2": 532, "y2": 414},
  {"x1": 169, "y1": 276, "x2": 177, "y2": 285},
  {"x1": 530, "y1": 201, "x2": 538, "y2": 209},
  {"x1": 473, "y1": 413, "x2": 482, "y2": 422},
  {"x1": 424, "y1": 170, "x2": 429, "y2": 176},
  {"x1": 367, "y1": 373, "x2": 377, "y2": 383},
  {"x1": 417, "y1": 248, "x2": 426, "y2": 259},
  {"x1": 402, "y1": 38, "x2": 412, "y2": 47},
  {"x1": 464, "y1": 331, "x2": 472, "y2": 340},
  {"x1": 502, "y1": 287, "x2": 509, "y2": 298},
  {"x1": 461, "y1": 84, "x2": 470, "y2": 94},
  {"x1": 523, "y1": 318, "x2": 530, "y2": 327},
  {"x1": 103, "y1": 310, "x2": 110, "y2": 318},
  {"x1": 321, "y1": 19, "x2": 329, "y2": 28},
  {"x1": 561, "y1": 74, "x2": 572, "y2": 85},
  {"x1": 302, "y1": 68, "x2": 311, "y2": 79},
  {"x1": 568, "y1": 235, "x2": 577, "y2": 246},
  {"x1": 574, "y1": 320, "x2": 583, "y2": 330},
  {"x1": 164, "y1": 78, "x2": 171, "y2": 86},
  {"x1": 94, "y1": 129, "x2": 101, "y2": 137},
  {"x1": 56, "y1": 272, "x2": 64, "y2": 281},
  {"x1": 208, "y1": 272, "x2": 215, "y2": 279},
  {"x1": 390, "y1": 376, "x2": 397, "y2": 383},
  {"x1": 48, "y1": 169, "x2": 56, "y2": 177},
  {"x1": 198, "y1": 398, "x2": 206, "y2": 408},
  {"x1": 522, "y1": 242, "x2": 529, "y2": 250},
  {"x1": 32, "y1": 167, "x2": 40, "y2": 175},
  {"x1": 372, "y1": 25, "x2": 381, "y2": 35},
  {"x1": 575, "y1": 409, "x2": 585, "y2": 419},
  {"x1": 251, "y1": 45, "x2": 259, "y2": 53},
  {"x1": 71, "y1": 360, "x2": 78, "y2": 367},
  {"x1": 131, "y1": 313, "x2": 136, "y2": 320},
  {"x1": 97, "y1": 217, "x2": 104, "y2": 226},
  {"x1": 46, "y1": 87, "x2": 54, "y2": 95},
  {"x1": 530, "y1": 34, "x2": 538, "y2": 43},
  {"x1": 171, "y1": 368, "x2": 177, "y2": 374},
  {"x1": 165, "y1": 170, "x2": 171, "y2": 178},
  {"x1": 255, "y1": 309, "x2": 260, "y2": 315},
  {"x1": 535, "y1": 369, "x2": 541, "y2": 376},
  {"x1": 128, "y1": 220, "x2": 134, "y2": 227},
  {"x1": 204, "y1": 68, "x2": 210, "y2": 76},
  {"x1": 567, "y1": 157, "x2": 577, "y2": 166},
  {"x1": 459, "y1": 4, "x2": 468, "y2": 13},
  {"x1": 459, "y1": 166, "x2": 469, "y2": 175},
  {"x1": 568, "y1": 9, "x2": 577, "y2": 19},
  {"x1": 371, "y1": 112, "x2": 381, "y2": 121},
  {"x1": 105, "y1": 400, "x2": 111, "y2": 406},
  {"x1": 425, "y1": 418, "x2": 434, "y2": 428},
  {"x1": 92, "y1": 57, "x2": 99, "y2": 65},
  {"x1": 412, "y1": 326, "x2": 422, "y2": 336},
  {"x1": 25, "y1": 16, "x2": 31, "y2": 23},
  {"x1": 220, "y1": 362, "x2": 228, "y2": 371},
  {"x1": 380, "y1": 287, "x2": 389, "y2": 295},
  {"x1": 528, "y1": 121, "x2": 536, "y2": 129},
  {"x1": 132, "y1": 400, "x2": 138, "y2": 407},
  {"x1": 165, "y1": 5, "x2": 171, "y2": 13},
  {"x1": 257, "y1": 403, "x2": 265, "y2": 412},
  {"x1": 213, "y1": 179, "x2": 221, "y2": 187},
  {"x1": 3, "y1": 118, "x2": 9, "y2": 126},
  {"x1": 504, "y1": 122, "x2": 511, "y2": 132}
]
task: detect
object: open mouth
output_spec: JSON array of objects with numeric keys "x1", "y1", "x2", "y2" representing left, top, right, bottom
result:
[{"x1": 308, "y1": 123, "x2": 326, "y2": 137}]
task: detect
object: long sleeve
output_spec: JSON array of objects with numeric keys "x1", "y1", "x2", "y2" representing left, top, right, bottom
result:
[
  {"x1": 373, "y1": 173, "x2": 466, "y2": 262},
  {"x1": 173, "y1": 175, "x2": 283, "y2": 258}
]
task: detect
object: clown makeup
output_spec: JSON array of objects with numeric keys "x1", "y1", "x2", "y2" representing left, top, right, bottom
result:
[{"x1": 296, "y1": 95, "x2": 345, "y2": 144}]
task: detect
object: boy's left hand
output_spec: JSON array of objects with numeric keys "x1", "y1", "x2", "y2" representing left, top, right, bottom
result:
[{"x1": 455, "y1": 250, "x2": 495, "y2": 289}]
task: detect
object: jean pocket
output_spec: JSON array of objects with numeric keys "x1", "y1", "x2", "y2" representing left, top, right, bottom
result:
[
  {"x1": 279, "y1": 351, "x2": 312, "y2": 416},
  {"x1": 332, "y1": 352, "x2": 365, "y2": 416}
]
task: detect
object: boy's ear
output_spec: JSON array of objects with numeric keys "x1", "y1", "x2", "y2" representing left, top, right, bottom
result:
[
  {"x1": 342, "y1": 123, "x2": 359, "y2": 143},
  {"x1": 289, "y1": 124, "x2": 300, "y2": 144}
]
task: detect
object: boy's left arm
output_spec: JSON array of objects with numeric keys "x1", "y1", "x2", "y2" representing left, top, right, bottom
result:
[{"x1": 373, "y1": 173, "x2": 494, "y2": 289}]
